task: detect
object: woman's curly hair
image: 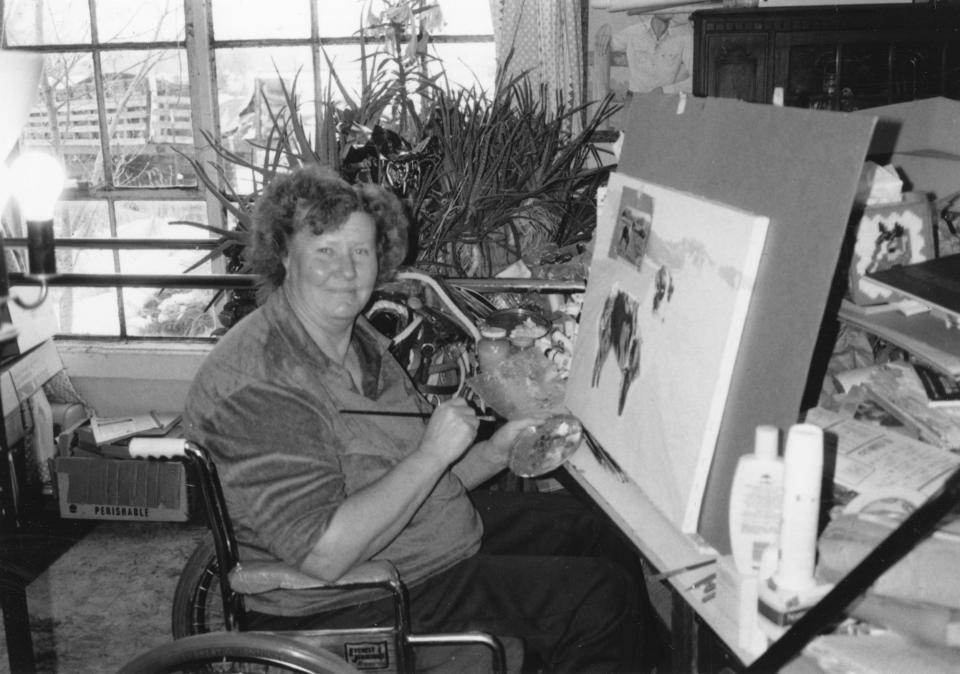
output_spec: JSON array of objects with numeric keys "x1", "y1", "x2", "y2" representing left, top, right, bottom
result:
[{"x1": 248, "y1": 165, "x2": 409, "y2": 302}]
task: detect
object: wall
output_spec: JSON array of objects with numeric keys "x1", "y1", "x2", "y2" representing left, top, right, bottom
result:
[{"x1": 56, "y1": 340, "x2": 212, "y2": 416}]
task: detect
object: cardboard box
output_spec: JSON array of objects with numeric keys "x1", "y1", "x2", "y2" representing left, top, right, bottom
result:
[
  {"x1": 53, "y1": 455, "x2": 188, "y2": 522},
  {"x1": 0, "y1": 286, "x2": 59, "y2": 361},
  {"x1": 1, "y1": 339, "x2": 64, "y2": 446},
  {"x1": 856, "y1": 97, "x2": 960, "y2": 202}
]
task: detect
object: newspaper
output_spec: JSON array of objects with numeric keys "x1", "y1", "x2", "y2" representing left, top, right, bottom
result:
[{"x1": 805, "y1": 406, "x2": 960, "y2": 498}]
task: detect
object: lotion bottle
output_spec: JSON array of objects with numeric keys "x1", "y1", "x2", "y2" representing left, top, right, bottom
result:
[
  {"x1": 773, "y1": 423, "x2": 824, "y2": 592},
  {"x1": 729, "y1": 425, "x2": 784, "y2": 575}
]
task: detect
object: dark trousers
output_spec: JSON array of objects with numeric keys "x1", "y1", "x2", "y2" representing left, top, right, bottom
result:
[{"x1": 247, "y1": 490, "x2": 659, "y2": 673}]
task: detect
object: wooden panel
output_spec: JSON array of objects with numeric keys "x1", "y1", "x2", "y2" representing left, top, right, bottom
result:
[
  {"x1": 705, "y1": 33, "x2": 768, "y2": 102},
  {"x1": 693, "y1": 5, "x2": 960, "y2": 110}
]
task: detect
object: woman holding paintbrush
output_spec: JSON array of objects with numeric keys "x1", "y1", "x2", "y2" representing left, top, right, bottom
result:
[{"x1": 184, "y1": 166, "x2": 657, "y2": 672}]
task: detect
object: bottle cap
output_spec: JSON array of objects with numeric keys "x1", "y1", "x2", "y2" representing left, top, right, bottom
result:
[
  {"x1": 754, "y1": 425, "x2": 779, "y2": 461},
  {"x1": 784, "y1": 423, "x2": 823, "y2": 472}
]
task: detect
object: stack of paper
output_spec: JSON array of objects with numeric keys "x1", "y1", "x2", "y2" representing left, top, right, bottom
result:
[{"x1": 89, "y1": 411, "x2": 182, "y2": 446}]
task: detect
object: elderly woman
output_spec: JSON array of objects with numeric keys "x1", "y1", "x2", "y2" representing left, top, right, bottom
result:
[{"x1": 184, "y1": 166, "x2": 657, "y2": 672}]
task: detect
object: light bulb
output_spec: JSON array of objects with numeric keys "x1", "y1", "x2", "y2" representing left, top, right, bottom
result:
[{"x1": 10, "y1": 150, "x2": 66, "y2": 221}]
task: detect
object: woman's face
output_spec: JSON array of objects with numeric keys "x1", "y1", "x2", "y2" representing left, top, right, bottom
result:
[{"x1": 283, "y1": 211, "x2": 379, "y2": 328}]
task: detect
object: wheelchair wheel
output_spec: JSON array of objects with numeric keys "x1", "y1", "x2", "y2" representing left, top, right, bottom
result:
[
  {"x1": 118, "y1": 632, "x2": 358, "y2": 674},
  {"x1": 172, "y1": 535, "x2": 223, "y2": 637}
]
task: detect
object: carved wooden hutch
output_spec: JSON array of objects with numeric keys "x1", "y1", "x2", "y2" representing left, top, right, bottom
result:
[{"x1": 692, "y1": 4, "x2": 960, "y2": 110}]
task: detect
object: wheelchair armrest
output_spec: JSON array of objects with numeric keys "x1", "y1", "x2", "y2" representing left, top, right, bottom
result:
[{"x1": 229, "y1": 559, "x2": 400, "y2": 595}]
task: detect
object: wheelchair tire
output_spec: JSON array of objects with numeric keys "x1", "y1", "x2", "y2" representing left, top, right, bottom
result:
[
  {"x1": 172, "y1": 535, "x2": 223, "y2": 638},
  {"x1": 117, "y1": 632, "x2": 358, "y2": 674}
]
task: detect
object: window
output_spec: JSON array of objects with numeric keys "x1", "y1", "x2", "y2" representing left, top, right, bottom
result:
[{"x1": 1, "y1": 0, "x2": 495, "y2": 338}]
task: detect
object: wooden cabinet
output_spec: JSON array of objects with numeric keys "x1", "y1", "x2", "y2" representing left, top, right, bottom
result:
[{"x1": 692, "y1": 5, "x2": 960, "y2": 110}]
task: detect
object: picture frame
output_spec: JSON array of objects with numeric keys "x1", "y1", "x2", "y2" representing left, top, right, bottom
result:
[{"x1": 847, "y1": 191, "x2": 936, "y2": 306}]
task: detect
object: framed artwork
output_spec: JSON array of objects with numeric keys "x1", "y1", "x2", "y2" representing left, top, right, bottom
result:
[
  {"x1": 847, "y1": 192, "x2": 936, "y2": 306},
  {"x1": 587, "y1": 7, "x2": 696, "y2": 132},
  {"x1": 565, "y1": 172, "x2": 769, "y2": 532}
]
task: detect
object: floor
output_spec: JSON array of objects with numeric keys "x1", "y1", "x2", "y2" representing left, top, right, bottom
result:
[
  {"x1": 0, "y1": 499, "x2": 206, "y2": 674},
  {"x1": 1, "y1": 493, "x2": 674, "y2": 674}
]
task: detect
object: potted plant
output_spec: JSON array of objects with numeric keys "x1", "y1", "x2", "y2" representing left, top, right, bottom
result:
[
  {"x1": 410, "y1": 69, "x2": 619, "y2": 277},
  {"x1": 173, "y1": 26, "x2": 619, "y2": 331}
]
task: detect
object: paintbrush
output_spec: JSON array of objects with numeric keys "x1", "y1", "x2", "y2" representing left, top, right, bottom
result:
[{"x1": 339, "y1": 409, "x2": 497, "y2": 422}]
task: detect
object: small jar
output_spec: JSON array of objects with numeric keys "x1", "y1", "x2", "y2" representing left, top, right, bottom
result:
[{"x1": 477, "y1": 326, "x2": 511, "y2": 372}]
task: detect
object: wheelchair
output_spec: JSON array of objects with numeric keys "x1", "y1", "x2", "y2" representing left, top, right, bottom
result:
[{"x1": 118, "y1": 438, "x2": 520, "y2": 674}]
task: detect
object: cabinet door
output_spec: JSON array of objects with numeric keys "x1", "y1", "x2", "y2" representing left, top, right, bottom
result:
[
  {"x1": 702, "y1": 33, "x2": 768, "y2": 103},
  {"x1": 775, "y1": 31, "x2": 956, "y2": 111}
]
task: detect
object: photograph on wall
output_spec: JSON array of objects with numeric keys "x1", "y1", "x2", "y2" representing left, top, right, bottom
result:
[
  {"x1": 566, "y1": 172, "x2": 769, "y2": 532},
  {"x1": 587, "y1": 5, "x2": 698, "y2": 131},
  {"x1": 609, "y1": 185, "x2": 653, "y2": 267}
]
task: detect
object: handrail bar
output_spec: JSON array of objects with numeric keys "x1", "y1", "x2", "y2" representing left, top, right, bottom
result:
[{"x1": 8, "y1": 272, "x2": 586, "y2": 294}]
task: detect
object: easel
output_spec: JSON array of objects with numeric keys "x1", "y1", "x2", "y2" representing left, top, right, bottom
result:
[{"x1": 563, "y1": 92, "x2": 889, "y2": 671}]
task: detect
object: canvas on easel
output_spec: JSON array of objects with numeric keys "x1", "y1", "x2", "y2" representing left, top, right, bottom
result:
[{"x1": 566, "y1": 172, "x2": 769, "y2": 533}]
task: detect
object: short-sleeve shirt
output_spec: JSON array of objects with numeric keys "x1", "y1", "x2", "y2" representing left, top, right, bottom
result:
[{"x1": 183, "y1": 288, "x2": 482, "y2": 615}]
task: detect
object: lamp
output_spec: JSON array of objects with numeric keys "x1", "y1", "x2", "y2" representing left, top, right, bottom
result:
[{"x1": 6, "y1": 149, "x2": 65, "y2": 309}]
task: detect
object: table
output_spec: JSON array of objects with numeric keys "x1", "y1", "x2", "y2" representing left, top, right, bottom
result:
[{"x1": 564, "y1": 446, "x2": 821, "y2": 673}]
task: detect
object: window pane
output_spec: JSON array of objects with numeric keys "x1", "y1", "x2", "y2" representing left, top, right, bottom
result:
[
  {"x1": 432, "y1": 43, "x2": 496, "y2": 92},
  {"x1": 316, "y1": 0, "x2": 368, "y2": 36},
  {"x1": 54, "y1": 200, "x2": 115, "y2": 274},
  {"x1": 321, "y1": 44, "x2": 371, "y2": 108},
  {"x1": 95, "y1": 0, "x2": 185, "y2": 43},
  {"x1": 48, "y1": 201, "x2": 117, "y2": 336},
  {"x1": 360, "y1": 1, "x2": 492, "y2": 37},
  {"x1": 216, "y1": 46, "x2": 317, "y2": 193},
  {"x1": 126, "y1": 288, "x2": 219, "y2": 337},
  {"x1": 55, "y1": 200, "x2": 112, "y2": 242},
  {"x1": 217, "y1": 46, "x2": 317, "y2": 120},
  {"x1": 434, "y1": 1, "x2": 493, "y2": 35},
  {"x1": 212, "y1": 0, "x2": 313, "y2": 40},
  {"x1": 100, "y1": 50, "x2": 193, "y2": 187},
  {"x1": 49, "y1": 286, "x2": 121, "y2": 335},
  {"x1": 115, "y1": 200, "x2": 210, "y2": 239},
  {"x1": 116, "y1": 200, "x2": 219, "y2": 338},
  {"x1": 3, "y1": 0, "x2": 92, "y2": 46},
  {"x1": 21, "y1": 52, "x2": 98, "y2": 185}
]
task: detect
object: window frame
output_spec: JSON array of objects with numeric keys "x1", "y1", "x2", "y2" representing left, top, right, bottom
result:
[{"x1": 1, "y1": 0, "x2": 495, "y2": 340}]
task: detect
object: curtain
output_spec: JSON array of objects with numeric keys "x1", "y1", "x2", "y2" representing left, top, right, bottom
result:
[{"x1": 489, "y1": 0, "x2": 584, "y2": 131}]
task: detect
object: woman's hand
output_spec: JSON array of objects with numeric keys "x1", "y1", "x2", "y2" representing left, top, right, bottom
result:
[{"x1": 418, "y1": 397, "x2": 481, "y2": 466}]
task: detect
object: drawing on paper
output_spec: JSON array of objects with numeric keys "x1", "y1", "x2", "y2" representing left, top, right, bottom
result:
[
  {"x1": 609, "y1": 187, "x2": 653, "y2": 268},
  {"x1": 591, "y1": 286, "x2": 642, "y2": 415},
  {"x1": 847, "y1": 196, "x2": 934, "y2": 306},
  {"x1": 566, "y1": 173, "x2": 769, "y2": 532}
]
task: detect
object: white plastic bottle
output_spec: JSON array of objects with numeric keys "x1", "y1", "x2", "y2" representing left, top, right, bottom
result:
[
  {"x1": 729, "y1": 425, "x2": 784, "y2": 575},
  {"x1": 774, "y1": 423, "x2": 824, "y2": 592}
]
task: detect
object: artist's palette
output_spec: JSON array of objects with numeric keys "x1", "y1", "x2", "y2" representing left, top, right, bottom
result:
[{"x1": 508, "y1": 414, "x2": 583, "y2": 477}]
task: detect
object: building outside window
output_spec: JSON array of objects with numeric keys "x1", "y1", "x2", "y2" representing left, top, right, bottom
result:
[{"x1": 0, "y1": 0, "x2": 495, "y2": 338}]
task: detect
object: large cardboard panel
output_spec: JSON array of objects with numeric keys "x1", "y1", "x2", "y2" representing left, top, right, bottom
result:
[
  {"x1": 596, "y1": 93, "x2": 875, "y2": 552},
  {"x1": 855, "y1": 97, "x2": 960, "y2": 200}
]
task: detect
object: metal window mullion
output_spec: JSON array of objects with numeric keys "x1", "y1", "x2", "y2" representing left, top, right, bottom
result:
[
  {"x1": 88, "y1": 0, "x2": 115, "y2": 191},
  {"x1": 310, "y1": 0, "x2": 322, "y2": 145},
  {"x1": 184, "y1": 0, "x2": 227, "y2": 255},
  {"x1": 88, "y1": 0, "x2": 127, "y2": 337},
  {"x1": 102, "y1": 192, "x2": 129, "y2": 337}
]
